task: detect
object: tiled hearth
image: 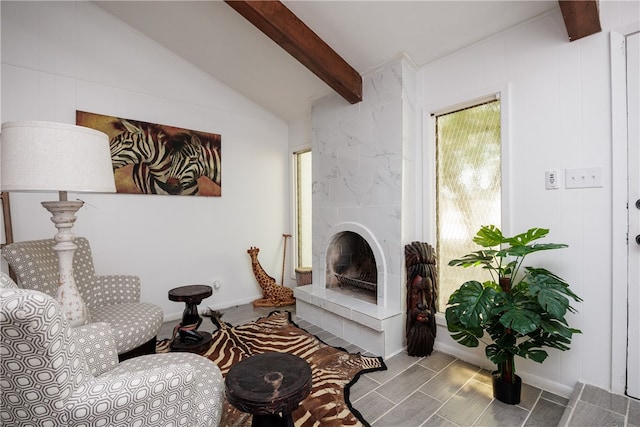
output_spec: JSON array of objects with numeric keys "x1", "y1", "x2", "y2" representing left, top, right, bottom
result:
[{"x1": 295, "y1": 56, "x2": 418, "y2": 358}]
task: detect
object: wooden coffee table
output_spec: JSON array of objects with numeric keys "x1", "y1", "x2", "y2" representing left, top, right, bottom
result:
[
  {"x1": 168, "y1": 284, "x2": 213, "y2": 353},
  {"x1": 225, "y1": 352, "x2": 312, "y2": 427}
]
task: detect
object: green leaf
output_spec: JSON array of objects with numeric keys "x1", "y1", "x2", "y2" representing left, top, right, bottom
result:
[
  {"x1": 502, "y1": 260, "x2": 518, "y2": 276},
  {"x1": 526, "y1": 268, "x2": 582, "y2": 318},
  {"x1": 447, "y1": 281, "x2": 497, "y2": 329},
  {"x1": 445, "y1": 307, "x2": 483, "y2": 347},
  {"x1": 514, "y1": 337, "x2": 550, "y2": 363},
  {"x1": 473, "y1": 225, "x2": 507, "y2": 247},
  {"x1": 539, "y1": 318, "x2": 574, "y2": 339},
  {"x1": 537, "y1": 289, "x2": 570, "y2": 318},
  {"x1": 503, "y1": 228, "x2": 550, "y2": 246},
  {"x1": 524, "y1": 349, "x2": 548, "y2": 363},
  {"x1": 494, "y1": 331, "x2": 517, "y2": 349},
  {"x1": 504, "y1": 243, "x2": 568, "y2": 258},
  {"x1": 498, "y1": 304, "x2": 541, "y2": 335},
  {"x1": 486, "y1": 341, "x2": 516, "y2": 365},
  {"x1": 484, "y1": 280, "x2": 502, "y2": 292},
  {"x1": 485, "y1": 316, "x2": 508, "y2": 342},
  {"x1": 485, "y1": 344, "x2": 505, "y2": 365},
  {"x1": 522, "y1": 324, "x2": 579, "y2": 353},
  {"x1": 448, "y1": 250, "x2": 496, "y2": 268}
]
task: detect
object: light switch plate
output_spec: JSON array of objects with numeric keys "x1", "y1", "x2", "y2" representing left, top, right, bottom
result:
[{"x1": 565, "y1": 167, "x2": 603, "y2": 189}]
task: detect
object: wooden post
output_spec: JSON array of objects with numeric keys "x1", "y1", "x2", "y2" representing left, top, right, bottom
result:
[{"x1": 281, "y1": 234, "x2": 291, "y2": 286}]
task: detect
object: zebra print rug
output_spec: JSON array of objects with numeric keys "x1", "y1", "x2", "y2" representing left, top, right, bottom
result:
[{"x1": 199, "y1": 311, "x2": 386, "y2": 427}]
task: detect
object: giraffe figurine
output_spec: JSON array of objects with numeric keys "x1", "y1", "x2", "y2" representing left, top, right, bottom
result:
[{"x1": 247, "y1": 246, "x2": 296, "y2": 307}]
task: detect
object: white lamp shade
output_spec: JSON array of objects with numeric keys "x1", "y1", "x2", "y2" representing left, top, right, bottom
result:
[{"x1": 1, "y1": 121, "x2": 116, "y2": 193}]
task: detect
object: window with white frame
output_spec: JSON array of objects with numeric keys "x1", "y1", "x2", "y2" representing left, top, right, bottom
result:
[
  {"x1": 434, "y1": 98, "x2": 502, "y2": 312},
  {"x1": 294, "y1": 149, "x2": 312, "y2": 269}
]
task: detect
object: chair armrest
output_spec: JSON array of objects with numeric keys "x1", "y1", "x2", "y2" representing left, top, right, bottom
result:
[
  {"x1": 0, "y1": 271, "x2": 18, "y2": 289},
  {"x1": 72, "y1": 322, "x2": 119, "y2": 377},
  {"x1": 83, "y1": 275, "x2": 141, "y2": 308},
  {"x1": 67, "y1": 363, "x2": 199, "y2": 426}
]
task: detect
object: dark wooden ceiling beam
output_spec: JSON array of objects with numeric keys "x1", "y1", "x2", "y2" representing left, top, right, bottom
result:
[
  {"x1": 558, "y1": 0, "x2": 602, "y2": 42},
  {"x1": 225, "y1": 0, "x2": 362, "y2": 104}
]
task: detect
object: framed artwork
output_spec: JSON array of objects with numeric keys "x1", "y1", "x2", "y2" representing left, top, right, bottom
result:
[{"x1": 76, "y1": 111, "x2": 221, "y2": 197}]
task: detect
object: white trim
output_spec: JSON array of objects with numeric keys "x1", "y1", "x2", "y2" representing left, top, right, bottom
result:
[
  {"x1": 610, "y1": 29, "x2": 628, "y2": 396},
  {"x1": 421, "y1": 83, "x2": 511, "y2": 273},
  {"x1": 623, "y1": 30, "x2": 640, "y2": 399},
  {"x1": 500, "y1": 83, "x2": 513, "y2": 236},
  {"x1": 429, "y1": 93, "x2": 499, "y2": 118},
  {"x1": 290, "y1": 151, "x2": 298, "y2": 280},
  {"x1": 610, "y1": 28, "x2": 637, "y2": 396},
  {"x1": 291, "y1": 148, "x2": 312, "y2": 282},
  {"x1": 421, "y1": 111, "x2": 437, "y2": 245}
]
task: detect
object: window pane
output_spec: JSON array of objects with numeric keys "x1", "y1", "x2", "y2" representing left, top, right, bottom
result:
[
  {"x1": 436, "y1": 100, "x2": 501, "y2": 312},
  {"x1": 296, "y1": 150, "x2": 312, "y2": 268}
]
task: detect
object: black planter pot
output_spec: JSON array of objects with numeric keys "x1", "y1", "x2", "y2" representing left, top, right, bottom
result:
[{"x1": 491, "y1": 371, "x2": 522, "y2": 405}]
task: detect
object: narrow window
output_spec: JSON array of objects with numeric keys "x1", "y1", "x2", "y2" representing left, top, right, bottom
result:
[
  {"x1": 435, "y1": 99, "x2": 501, "y2": 312},
  {"x1": 294, "y1": 150, "x2": 312, "y2": 269}
]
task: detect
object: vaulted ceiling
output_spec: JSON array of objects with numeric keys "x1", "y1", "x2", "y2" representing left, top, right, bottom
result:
[{"x1": 95, "y1": 1, "x2": 599, "y2": 122}]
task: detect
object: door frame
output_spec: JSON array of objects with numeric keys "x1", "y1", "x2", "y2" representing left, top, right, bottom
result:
[{"x1": 611, "y1": 28, "x2": 640, "y2": 396}]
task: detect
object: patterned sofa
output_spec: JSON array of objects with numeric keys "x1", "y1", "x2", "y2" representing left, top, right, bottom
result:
[
  {"x1": 0, "y1": 272, "x2": 224, "y2": 426},
  {"x1": 1, "y1": 238, "x2": 163, "y2": 360}
]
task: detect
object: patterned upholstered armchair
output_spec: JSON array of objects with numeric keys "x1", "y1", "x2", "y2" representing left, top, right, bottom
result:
[
  {"x1": 1, "y1": 238, "x2": 163, "y2": 360},
  {"x1": 0, "y1": 273, "x2": 224, "y2": 427}
]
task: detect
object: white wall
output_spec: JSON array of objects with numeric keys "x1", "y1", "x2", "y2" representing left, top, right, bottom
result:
[
  {"x1": 420, "y1": 1, "x2": 639, "y2": 396},
  {"x1": 1, "y1": 1, "x2": 292, "y2": 321},
  {"x1": 4, "y1": 0, "x2": 639, "y2": 399}
]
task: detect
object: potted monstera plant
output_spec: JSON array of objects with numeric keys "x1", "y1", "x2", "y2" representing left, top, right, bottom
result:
[{"x1": 445, "y1": 225, "x2": 582, "y2": 404}]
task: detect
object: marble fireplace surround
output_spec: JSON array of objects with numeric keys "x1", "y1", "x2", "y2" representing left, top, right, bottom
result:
[
  {"x1": 294, "y1": 57, "x2": 416, "y2": 358},
  {"x1": 294, "y1": 220, "x2": 404, "y2": 357}
]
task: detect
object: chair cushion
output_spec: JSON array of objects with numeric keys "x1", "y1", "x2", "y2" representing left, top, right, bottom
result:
[
  {"x1": 105, "y1": 352, "x2": 225, "y2": 427},
  {"x1": 91, "y1": 303, "x2": 163, "y2": 354}
]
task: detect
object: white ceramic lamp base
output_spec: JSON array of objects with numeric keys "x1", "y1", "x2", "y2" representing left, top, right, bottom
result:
[{"x1": 41, "y1": 200, "x2": 89, "y2": 327}]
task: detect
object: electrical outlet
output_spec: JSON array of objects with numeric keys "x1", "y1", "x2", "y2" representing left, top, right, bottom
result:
[
  {"x1": 565, "y1": 167, "x2": 603, "y2": 189},
  {"x1": 545, "y1": 170, "x2": 559, "y2": 189}
]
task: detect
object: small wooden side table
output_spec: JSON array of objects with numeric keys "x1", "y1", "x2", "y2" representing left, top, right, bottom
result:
[
  {"x1": 225, "y1": 352, "x2": 312, "y2": 427},
  {"x1": 168, "y1": 284, "x2": 213, "y2": 353}
]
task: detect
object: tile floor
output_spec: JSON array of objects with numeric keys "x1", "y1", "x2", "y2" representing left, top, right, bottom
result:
[{"x1": 159, "y1": 303, "x2": 639, "y2": 427}]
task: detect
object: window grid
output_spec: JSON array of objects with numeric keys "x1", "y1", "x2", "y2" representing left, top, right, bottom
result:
[{"x1": 435, "y1": 99, "x2": 501, "y2": 312}]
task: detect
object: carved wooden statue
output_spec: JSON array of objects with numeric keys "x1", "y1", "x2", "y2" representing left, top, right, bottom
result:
[
  {"x1": 405, "y1": 241, "x2": 438, "y2": 357},
  {"x1": 247, "y1": 246, "x2": 296, "y2": 307}
]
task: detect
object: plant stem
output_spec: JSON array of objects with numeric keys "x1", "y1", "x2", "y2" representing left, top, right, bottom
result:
[
  {"x1": 500, "y1": 276, "x2": 511, "y2": 293},
  {"x1": 501, "y1": 356, "x2": 515, "y2": 384},
  {"x1": 512, "y1": 257, "x2": 526, "y2": 283}
]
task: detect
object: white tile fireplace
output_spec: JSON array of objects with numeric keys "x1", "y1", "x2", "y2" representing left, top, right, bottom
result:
[{"x1": 294, "y1": 56, "x2": 418, "y2": 358}]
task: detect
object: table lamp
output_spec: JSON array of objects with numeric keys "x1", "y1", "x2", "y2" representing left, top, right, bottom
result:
[{"x1": 0, "y1": 121, "x2": 116, "y2": 326}]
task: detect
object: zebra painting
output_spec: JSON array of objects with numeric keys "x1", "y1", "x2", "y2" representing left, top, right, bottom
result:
[
  {"x1": 76, "y1": 111, "x2": 222, "y2": 196},
  {"x1": 108, "y1": 120, "x2": 173, "y2": 194},
  {"x1": 165, "y1": 133, "x2": 221, "y2": 196}
]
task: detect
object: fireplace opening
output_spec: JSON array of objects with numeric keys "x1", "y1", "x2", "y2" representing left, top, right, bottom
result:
[{"x1": 326, "y1": 231, "x2": 377, "y2": 303}]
